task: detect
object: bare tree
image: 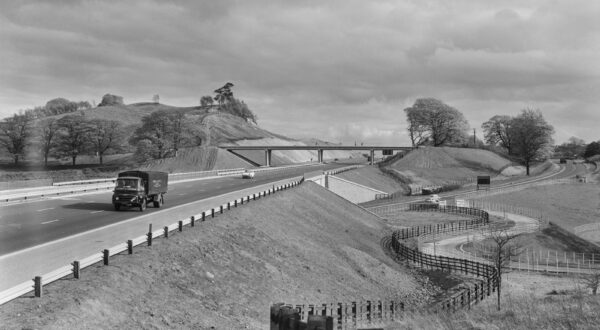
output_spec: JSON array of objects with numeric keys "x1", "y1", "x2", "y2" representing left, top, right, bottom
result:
[
  {"x1": 87, "y1": 119, "x2": 124, "y2": 164},
  {"x1": 0, "y1": 113, "x2": 32, "y2": 164},
  {"x1": 482, "y1": 115, "x2": 515, "y2": 155},
  {"x1": 510, "y1": 108, "x2": 554, "y2": 175},
  {"x1": 581, "y1": 271, "x2": 600, "y2": 295},
  {"x1": 479, "y1": 224, "x2": 523, "y2": 311},
  {"x1": 37, "y1": 118, "x2": 59, "y2": 166},
  {"x1": 55, "y1": 115, "x2": 91, "y2": 165},
  {"x1": 152, "y1": 94, "x2": 160, "y2": 104},
  {"x1": 404, "y1": 107, "x2": 429, "y2": 147}
]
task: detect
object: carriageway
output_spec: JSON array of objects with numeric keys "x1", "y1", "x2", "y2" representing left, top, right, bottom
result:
[{"x1": 218, "y1": 145, "x2": 413, "y2": 166}]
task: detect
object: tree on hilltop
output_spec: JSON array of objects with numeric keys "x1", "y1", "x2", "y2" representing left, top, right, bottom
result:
[
  {"x1": 98, "y1": 94, "x2": 124, "y2": 107},
  {"x1": 510, "y1": 109, "x2": 554, "y2": 175},
  {"x1": 213, "y1": 82, "x2": 234, "y2": 108},
  {"x1": 200, "y1": 96, "x2": 214, "y2": 108},
  {"x1": 0, "y1": 113, "x2": 32, "y2": 164},
  {"x1": 482, "y1": 115, "x2": 515, "y2": 155},
  {"x1": 404, "y1": 98, "x2": 469, "y2": 147}
]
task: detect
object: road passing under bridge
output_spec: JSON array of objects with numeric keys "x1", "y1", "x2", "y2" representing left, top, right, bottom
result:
[{"x1": 218, "y1": 145, "x2": 413, "y2": 166}]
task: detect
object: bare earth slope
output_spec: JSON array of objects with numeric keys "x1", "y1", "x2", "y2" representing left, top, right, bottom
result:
[
  {"x1": 141, "y1": 146, "x2": 253, "y2": 172},
  {"x1": 0, "y1": 183, "x2": 426, "y2": 329}
]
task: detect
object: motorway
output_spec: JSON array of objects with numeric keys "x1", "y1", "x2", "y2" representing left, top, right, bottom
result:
[{"x1": 0, "y1": 163, "x2": 343, "y2": 256}]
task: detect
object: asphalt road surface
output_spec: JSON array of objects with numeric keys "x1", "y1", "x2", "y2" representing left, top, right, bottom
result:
[{"x1": 0, "y1": 163, "x2": 344, "y2": 255}]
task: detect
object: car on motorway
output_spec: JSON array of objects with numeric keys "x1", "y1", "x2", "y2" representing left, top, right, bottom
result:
[
  {"x1": 241, "y1": 170, "x2": 255, "y2": 179},
  {"x1": 425, "y1": 194, "x2": 440, "y2": 204}
]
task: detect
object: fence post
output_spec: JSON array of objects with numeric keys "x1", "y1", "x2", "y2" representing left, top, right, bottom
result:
[
  {"x1": 202, "y1": 211, "x2": 206, "y2": 221},
  {"x1": 34, "y1": 276, "x2": 42, "y2": 298},
  {"x1": 127, "y1": 240, "x2": 133, "y2": 254},
  {"x1": 103, "y1": 249, "x2": 109, "y2": 265},
  {"x1": 227, "y1": 202, "x2": 231, "y2": 210},
  {"x1": 147, "y1": 224, "x2": 153, "y2": 246},
  {"x1": 73, "y1": 261, "x2": 80, "y2": 279},
  {"x1": 178, "y1": 220, "x2": 183, "y2": 232},
  {"x1": 211, "y1": 208, "x2": 215, "y2": 218},
  {"x1": 220, "y1": 205, "x2": 223, "y2": 214},
  {"x1": 234, "y1": 200, "x2": 238, "y2": 207},
  {"x1": 164, "y1": 226, "x2": 169, "y2": 238},
  {"x1": 191, "y1": 216, "x2": 195, "y2": 227}
]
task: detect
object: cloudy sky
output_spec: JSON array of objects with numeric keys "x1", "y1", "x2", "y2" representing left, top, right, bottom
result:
[{"x1": 1, "y1": 0, "x2": 599, "y2": 145}]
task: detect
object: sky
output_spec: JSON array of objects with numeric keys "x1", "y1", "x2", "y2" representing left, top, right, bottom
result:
[{"x1": 1, "y1": 0, "x2": 599, "y2": 145}]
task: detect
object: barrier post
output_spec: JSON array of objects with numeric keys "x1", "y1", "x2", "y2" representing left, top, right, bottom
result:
[
  {"x1": 202, "y1": 211, "x2": 206, "y2": 221},
  {"x1": 164, "y1": 226, "x2": 169, "y2": 238},
  {"x1": 34, "y1": 276, "x2": 42, "y2": 298},
  {"x1": 227, "y1": 202, "x2": 230, "y2": 210},
  {"x1": 127, "y1": 240, "x2": 133, "y2": 254},
  {"x1": 103, "y1": 249, "x2": 109, "y2": 265},
  {"x1": 191, "y1": 216, "x2": 195, "y2": 227},
  {"x1": 178, "y1": 220, "x2": 183, "y2": 232},
  {"x1": 211, "y1": 208, "x2": 215, "y2": 218},
  {"x1": 73, "y1": 261, "x2": 80, "y2": 279},
  {"x1": 147, "y1": 224, "x2": 153, "y2": 246},
  {"x1": 220, "y1": 205, "x2": 223, "y2": 214}
]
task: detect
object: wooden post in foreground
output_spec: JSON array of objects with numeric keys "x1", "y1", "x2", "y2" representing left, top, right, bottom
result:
[{"x1": 34, "y1": 276, "x2": 42, "y2": 298}]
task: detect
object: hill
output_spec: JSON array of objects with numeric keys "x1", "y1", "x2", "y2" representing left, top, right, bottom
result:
[
  {"x1": 386, "y1": 147, "x2": 514, "y2": 186},
  {"x1": 0, "y1": 183, "x2": 430, "y2": 328}
]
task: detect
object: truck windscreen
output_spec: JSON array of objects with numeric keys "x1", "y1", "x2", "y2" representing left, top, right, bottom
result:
[{"x1": 115, "y1": 178, "x2": 140, "y2": 190}]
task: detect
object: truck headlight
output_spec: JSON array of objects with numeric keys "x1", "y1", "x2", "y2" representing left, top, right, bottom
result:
[{"x1": 131, "y1": 197, "x2": 137, "y2": 202}]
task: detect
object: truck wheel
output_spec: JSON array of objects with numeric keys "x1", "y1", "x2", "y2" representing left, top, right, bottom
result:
[
  {"x1": 139, "y1": 198, "x2": 146, "y2": 212},
  {"x1": 153, "y1": 195, "x2": 164, "y2": 208},
  {"x1": 114, "y1": 204, "x2": 120, "y2": 211}
]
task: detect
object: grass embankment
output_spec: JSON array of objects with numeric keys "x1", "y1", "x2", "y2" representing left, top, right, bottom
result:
[
  {"x1": 0, "y1": 182, "x2": 429, "y2": 329},
  {"x1": 335, "y1": 166, "x2": 405, "y2": 194},
  {"x1": 392, "y1": 272, "x2": 600, "y2": 329},
  {"x1": 471, "y1": 183, "x2": 600, "y2": 232}
]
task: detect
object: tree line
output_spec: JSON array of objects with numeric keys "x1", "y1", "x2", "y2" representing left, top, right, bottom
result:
[{"x1": 404, "y1": 98, "x2": 558, "y2": 175}]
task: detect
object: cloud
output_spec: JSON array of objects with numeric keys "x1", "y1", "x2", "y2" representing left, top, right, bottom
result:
[{"x1": 0, "y1": 0, "x2": 598, "y2": 144}]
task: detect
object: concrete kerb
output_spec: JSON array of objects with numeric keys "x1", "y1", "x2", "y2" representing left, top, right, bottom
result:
[{"x1": 0, "y1": 176, "x2": 305, "y2": 305}]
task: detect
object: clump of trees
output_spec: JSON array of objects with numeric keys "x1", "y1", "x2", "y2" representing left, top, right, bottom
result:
[
  {"x1": 404, "y1": 98, "x2": 469, "y2": 147},
  {"x1": 98, "y1": 94, "x2": 124, "y2": 107},
  {"x1": 129, "y1": 110, "x2": 202, "y2": 161},
  {"x1": 0, "y1": 112, "x2": 125, "y2": 166},
  {"x1": 584, "y1": 141, "x2": 600, "y2": 158},
  {"x1": 482, "y1": 109, "x2": 554, "y2": 175},
  {"x1": 554, "y1": 137, "x2": 586, "y2": 159},
  {"x1": 200, "y1": 82, "x2": 258, "y2": 124}
]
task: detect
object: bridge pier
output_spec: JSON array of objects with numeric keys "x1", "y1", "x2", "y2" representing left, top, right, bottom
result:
[
  {"x1": 317, "y1": 149, "x2": 324, "y2": 163},
  {"x1": 370, "y1": 149, "x2": 375, "y2": 165},
  {"x1": 265, "y1": 149, "x2": 272, "y2": 167}
]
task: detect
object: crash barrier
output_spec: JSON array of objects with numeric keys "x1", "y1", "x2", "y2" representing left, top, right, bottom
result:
[
  {"x1": 1, "y1": 163, "x2": 321, "y2": 203},
  {"x1": 0, "y1": 179, "x2": 53, "y2": 190},
  {"x1": 323, "y1": 165, "x2": 364, "y2": 176},
  {"x1": 271, "y1": 301, "x2": 399, "y2": 330},
  {"x1": 391, "y1": 205, "x2": 499, "y2": 312},
  {"x1": 0, "y1": 177, "x2": 305, "y2": 306}
]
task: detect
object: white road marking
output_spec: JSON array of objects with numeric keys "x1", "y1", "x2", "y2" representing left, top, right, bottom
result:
[
  {"x1": 36, "y1": 207, "x2": 55, "y2": 212},
  {"x1": 41, "y1": 219, "x2": 60, "y2": 225},
  {"x1": 90, "y1": 210, "x2": 104, "y2": 214}
]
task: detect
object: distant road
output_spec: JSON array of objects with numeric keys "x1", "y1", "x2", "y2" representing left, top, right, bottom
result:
[{"x1": 0, "y1": 163, "x2": 344, "y2": 255}]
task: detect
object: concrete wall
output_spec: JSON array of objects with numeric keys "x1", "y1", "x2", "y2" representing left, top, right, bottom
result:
[{"x1": 325, "y1": 175, "x2": 387, "y2": 204}]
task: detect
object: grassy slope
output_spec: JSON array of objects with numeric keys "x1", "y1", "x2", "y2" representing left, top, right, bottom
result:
[
  {"x1": 335, "y1": 166, "x2": 405, "y2": 194},
  {"x1": 470, "y1": 183, "x2": 600, "y2": 232},
  {"x1": 387, "y1": 147, "x2": 513, "y2": 186},
  {"x1": 0, "y1": 183, "x2": 428, "y2": 329},
  {"x1": 140, "y1": 146, "x2": 253, "y2": 173}
]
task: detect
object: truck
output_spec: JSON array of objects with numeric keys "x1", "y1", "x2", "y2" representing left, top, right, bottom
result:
[{"x1": 112, "y1": 171, "x2": 168, "y2": 211}]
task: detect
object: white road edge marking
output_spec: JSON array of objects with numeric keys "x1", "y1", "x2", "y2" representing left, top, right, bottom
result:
[
  {"x1": 90, "y1": 210, "x2": 104, "y2": 214},
  {"x1": 41, "y1": 219, "x2": 60, "y2": 225},
  {"x1": 36, "y1": 207, "x2": 55, "y2": 212}
]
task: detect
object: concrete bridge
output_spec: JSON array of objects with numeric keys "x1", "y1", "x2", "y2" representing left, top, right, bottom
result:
[{"x1": 218, "y1": 145, "x2": 413, "y2": 166}]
